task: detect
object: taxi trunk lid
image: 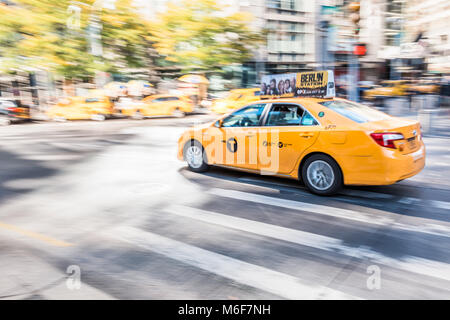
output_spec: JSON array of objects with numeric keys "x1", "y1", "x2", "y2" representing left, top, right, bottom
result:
[{"x1": 361, "y1": 118, "x2": 422, "y2": 154}]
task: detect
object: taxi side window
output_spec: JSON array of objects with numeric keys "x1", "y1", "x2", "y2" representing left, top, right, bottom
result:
[
  {"x1": 222, "y1": 104, "x2": 266, "y2": 127},
  {"x1": 300, "y1": 112, "x2": 319, "y2": 126},
  {"x1": 85, "y1": 98, "x2": 100, "y2": 103},
  {"x1": 266, "y1": 104, "x2": 304, "y2": 126}
]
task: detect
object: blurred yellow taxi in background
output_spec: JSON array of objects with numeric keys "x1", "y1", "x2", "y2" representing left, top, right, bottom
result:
[
  {"x1": 408, "y1": 80, "x2": 440, "y2": 94},
  {"x1": 364, "y1": 80, "x2": 410, "y2": 100},
  {"x1": 178, "y1": 97, "x2": 425, "y2": 195},
  {"x1": 119, "y1": 94, "x2": 194, "y2": 119},
  {"x1": 47, "y1": 91, "x2": 113, "y2": 121},
  {"x1": 210, "y1": 88, "x2": 261, "y2": 114}
]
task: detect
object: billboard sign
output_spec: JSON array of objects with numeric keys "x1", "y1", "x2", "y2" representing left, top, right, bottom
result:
[{"x1": 260, "y1": 70, "x2": 335, "y2": 99}]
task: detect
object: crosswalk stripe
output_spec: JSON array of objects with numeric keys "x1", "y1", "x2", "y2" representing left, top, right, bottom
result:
[
  {"x1": 239, "y1": 177, "x2": 394, "y2": 200},
  {"x1": 165, "y1": 205, "x2": 450, "y2": 282},
  {"x1": 208, "y1": 188, "x2": 450, "y2": 238},
  {"x1": 209, "y1": 188, "x2": 394, "y2": 226},
  {"x1": 239, "y1": 177, "x2": 450, "y2": 208},
  {"x1": 431, "y1": 200, "x2": 450, "y2": 211},
  {"x1": 165, "y1": 204, "x2": 341, "y2": 249},
  {"x1": 110, "y1": 226, "x2": 359, "y2": 300}
]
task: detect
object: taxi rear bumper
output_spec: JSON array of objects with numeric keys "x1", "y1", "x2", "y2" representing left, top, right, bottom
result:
[{"x1": 343, "y1": 143, "x2": 426, "y2": 186}]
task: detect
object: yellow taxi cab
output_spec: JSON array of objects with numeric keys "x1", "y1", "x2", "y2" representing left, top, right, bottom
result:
[
  {"x1": 364, "y1": 80, "x2": 410, "y2": 100},
  {"x1": 408, "y1": 80, "x2": 440, "y2": 95},
  {"x1": 47, "y1": 93, "x2": 113, "y2": 121},
  {"x1": 119, "y1": 94, "x2": 194, "y2": 119},
  {"x1": 210, "y1": 88, "x2": 261, "y2": 114},
  {"x1": 177, "y1": 71, "x2": 425, "y2": 195}
]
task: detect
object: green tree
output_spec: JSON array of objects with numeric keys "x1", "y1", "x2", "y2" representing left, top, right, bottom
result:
[
  {"x1": 0, "y1": 0, "x2": 150, "y2": 79},
  {"x1": 147, "y1": 0, "x2": 265, "y2": 73}
]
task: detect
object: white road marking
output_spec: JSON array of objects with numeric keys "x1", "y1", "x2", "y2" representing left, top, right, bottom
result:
[
  {"x1": 110, "y1": 226, "x2": 359, "y2": 300},
  {"x1": 209, "y1": 188, "x2": 395, "y2": 226},
  {"x1": 398, "y1": 197, "x2": 420, "y2": 205},
  {"x1": 239, "y1": 177, "x2": 394, "y2": 199},
  {"x1": 21, "y1": 154, "x2": 81, "y2": 161},
  {"x1": 431, "y1": 200, "x2": 450, "y2": 211},
  {"x1": 239, "y1": 177, "x2": 450, "y2": 211},
  {"x1": 165, "y1": 205, "x2": 450, "y2": 282},
  {"x1": 165, "y1": 204, "x2": 341, "y2": 250},
  {"x1": 208, "y1": 188, "x2": 450, "y2": 238},
  {"x1": 340, "y1": 189, "x2": 394, "y2": 199},
  {"x1": 209, "y1": 188, "x2": 450, "y2": 238}
]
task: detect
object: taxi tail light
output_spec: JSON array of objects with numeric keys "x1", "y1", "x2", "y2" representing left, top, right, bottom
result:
[
  {"x1": 370, "y1": 132, "x2": 404, "y2": 149},
  {"x1": 6, "y1": 107, "x2": 20, "y2": 113}
]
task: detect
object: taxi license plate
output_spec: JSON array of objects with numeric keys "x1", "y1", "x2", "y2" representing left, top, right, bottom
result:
[{"x1": 407, "y1": 137, "x2": 417, "y2": 149}]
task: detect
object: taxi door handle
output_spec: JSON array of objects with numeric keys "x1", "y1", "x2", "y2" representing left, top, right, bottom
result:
[
  {"x1": 299, "y1": 132, "x2": 314, "y2": 138},
  {"x1": 245, "y1": 131, "x2": 256, "y2": 137}
]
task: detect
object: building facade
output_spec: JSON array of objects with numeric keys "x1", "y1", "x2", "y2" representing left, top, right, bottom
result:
[
  {"x1": 229, "y1": 0, "x2": 316, "y2": 86},
  {"x1": 404, "y1": 0, "x2": 450, "y2": 74}
]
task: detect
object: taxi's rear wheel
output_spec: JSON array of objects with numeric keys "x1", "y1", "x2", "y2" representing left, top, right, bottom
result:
[
  {"x1": 53, "y1": 116, "x2": 67, "y2": 122},
  {"x1": 132, "y1": 110, "x2": 144, "y2": 120},
  {"x1": 184, "y1": 140, "x2": 209, "y2": 173},
  {"x1": 0, "y1": 117, "x2": 11, "y2": 126},
  {"x1": 173, "y1": 108, "x2": 186, "y2": 118},
  {"x1": 301, "y1": 154, "x2": 342, "y2": 195},
  {"x1": 91, "y1": 114, "x2": 106, "y2": 121}
]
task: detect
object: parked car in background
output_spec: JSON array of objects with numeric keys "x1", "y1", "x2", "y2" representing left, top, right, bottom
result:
[{"x1": 0, "y1": 98, "x2": 31, "y2": 125}]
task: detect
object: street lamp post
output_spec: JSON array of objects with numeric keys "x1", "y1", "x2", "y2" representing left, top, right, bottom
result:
[{"x1": 349, "y1": 1, "x2": 361, "y2": 102}]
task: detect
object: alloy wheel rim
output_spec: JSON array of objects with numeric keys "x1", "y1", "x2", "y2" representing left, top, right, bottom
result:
[
  {"x1": 186, "y1": 145, "x2": 203, "y2": 169},
  {"x1": 306, "y1": 160, "x2": 335, "y2": 191}
]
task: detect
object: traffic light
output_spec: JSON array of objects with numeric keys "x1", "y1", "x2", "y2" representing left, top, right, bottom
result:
[
  {"x1": 348, "y1": 2, "x2": 361, "y2": 35},
  {"x1": 353, "y1": 43, "x2": 367, "y2": 56}
]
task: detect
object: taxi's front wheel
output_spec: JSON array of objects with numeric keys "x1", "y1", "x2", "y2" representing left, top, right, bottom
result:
[
  {"x1": 184, "y1": 140, "x2": 210, "y2": 173},
  {"x1": 301, "y1": 154, "x2": 342, "y2": 196}
]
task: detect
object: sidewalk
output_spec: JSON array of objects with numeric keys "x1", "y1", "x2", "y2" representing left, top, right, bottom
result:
[{"x1": 374, "y1": 95, "x2": 450, "y2": 138}]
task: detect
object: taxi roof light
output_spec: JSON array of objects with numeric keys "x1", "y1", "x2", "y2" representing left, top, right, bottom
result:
[{"x1": 370, "y1": 132, "x2": 404, "y2": 149}]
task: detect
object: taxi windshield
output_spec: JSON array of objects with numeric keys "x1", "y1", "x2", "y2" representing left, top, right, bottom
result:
[{"x1": 319, "y1": 100, "x2": 390, "y2": 123}]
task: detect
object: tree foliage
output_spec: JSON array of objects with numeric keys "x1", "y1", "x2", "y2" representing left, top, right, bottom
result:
[
  {"x1": 0, "y1": 0, "x2": 265, "y2": 78},
  {"x1": 141, "y1": 0, "x2": 263, "y2": 72},
  {"x1": 0, "y1": 0, "x2": 149, "y2": 78}
]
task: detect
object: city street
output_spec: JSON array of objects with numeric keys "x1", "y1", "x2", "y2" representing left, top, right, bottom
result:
[{"x1": 0, "y1": 116, "x2": 449, "y2": 300}]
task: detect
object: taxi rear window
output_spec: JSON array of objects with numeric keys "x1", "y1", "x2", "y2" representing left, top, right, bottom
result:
[{"x1": 319, "y1": 100, "x2": 389, "y2": 123}]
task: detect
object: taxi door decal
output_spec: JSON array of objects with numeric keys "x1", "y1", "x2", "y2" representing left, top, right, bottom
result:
[{"x1": 226, "y1": 137, "x2": 238, "y2": 153}]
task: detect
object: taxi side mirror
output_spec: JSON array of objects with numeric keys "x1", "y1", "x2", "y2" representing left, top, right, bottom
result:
[{"x1": 216, "y1": 119, "x2": 223, "y2": 128}]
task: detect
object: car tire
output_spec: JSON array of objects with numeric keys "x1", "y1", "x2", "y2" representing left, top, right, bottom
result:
[
  {"x1": 301, "y1": 154, "x2": 342, "y2": 196},
  {"x1": 132, "y1": 110, "x2": 144, "y2": 120},
  {"x1": 183, "y1": 140, "x2": 210, "y2": 173},
  {"x1": 173, "y1": 108, "x2": 186, "y2": 118},
  {"x1": 0, "y1": 117, "x2": 11, "y2": 126},
  {"x1": 91, "y1": 114, "x2": 106, "y2": 121},
  {"x1": 53, "y1": 116, "x2": 67, "y2": 122}
]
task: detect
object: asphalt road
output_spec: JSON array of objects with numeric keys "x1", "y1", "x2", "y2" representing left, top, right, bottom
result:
[{"x1": 0, "y1": 117, "x2": 449, "y2": 299}]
